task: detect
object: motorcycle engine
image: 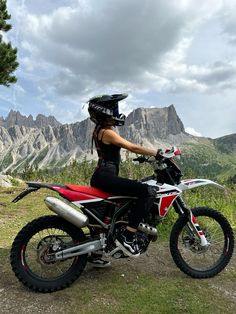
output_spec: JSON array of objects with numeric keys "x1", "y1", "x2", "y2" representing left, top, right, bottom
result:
[{"x1": 136, "y1": 231, "x2": 151, "y2": 254}]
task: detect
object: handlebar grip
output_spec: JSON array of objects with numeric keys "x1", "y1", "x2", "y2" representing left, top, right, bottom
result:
[{"x1": 133, "y1": 156, "x2": 147, "y2": 163}]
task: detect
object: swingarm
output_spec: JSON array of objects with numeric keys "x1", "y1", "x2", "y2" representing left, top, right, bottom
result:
[{"x1": 53, "y1": 237, "x2": 106, "y2": 261}]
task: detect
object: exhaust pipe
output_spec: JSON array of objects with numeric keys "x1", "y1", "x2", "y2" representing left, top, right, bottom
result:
[
  {"x1": 138, "y1": 223, "x2": 157, "y2": 236},
  {"x1": 44, "y1": 196, "x2": 89, "y2": 228}
]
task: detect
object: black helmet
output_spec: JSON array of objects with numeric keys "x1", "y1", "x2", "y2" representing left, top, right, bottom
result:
[{"x1": 88, "y1": 93, "x2": 127, "y2": 126}]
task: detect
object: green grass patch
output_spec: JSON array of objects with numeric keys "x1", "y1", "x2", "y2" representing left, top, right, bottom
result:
[{"x1": 67, "y1": 274, "x2": 235, "y2": 314}]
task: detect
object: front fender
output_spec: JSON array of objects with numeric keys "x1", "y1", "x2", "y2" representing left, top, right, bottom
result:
[{"x1": 177, "y1": 179, "x2": 224, "y2": 191}]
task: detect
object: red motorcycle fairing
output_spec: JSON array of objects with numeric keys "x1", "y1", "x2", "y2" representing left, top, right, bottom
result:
[
  {"x1": 50, "y1": 184, "x2": 113, "y2": 202},
  {"x1": 158, "y1": 193, "x2": 178, "y2": 217}
]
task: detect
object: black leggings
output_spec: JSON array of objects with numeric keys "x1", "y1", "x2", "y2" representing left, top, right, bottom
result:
[{"x1": 90, "y1": 163, "x2": 155, "y2": 229}]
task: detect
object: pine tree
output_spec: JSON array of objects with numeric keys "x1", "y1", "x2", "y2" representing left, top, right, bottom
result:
[{"x1": 0, "y1": 0, "x2": 18, "y2": 86}]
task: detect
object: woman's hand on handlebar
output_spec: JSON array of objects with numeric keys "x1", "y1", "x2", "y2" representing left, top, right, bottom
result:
[{"x1": 132, "y1": 147, "x2": 181, "y2": 163}]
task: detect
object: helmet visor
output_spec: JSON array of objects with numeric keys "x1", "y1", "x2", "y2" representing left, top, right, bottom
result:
[{"x1": 113, "y1": 103, "x2": 119, "y2": 117}]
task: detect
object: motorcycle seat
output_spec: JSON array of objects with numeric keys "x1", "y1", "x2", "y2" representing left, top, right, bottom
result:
[{"x1": 66, "y1": 184, "x2": 113, "y2": 198}]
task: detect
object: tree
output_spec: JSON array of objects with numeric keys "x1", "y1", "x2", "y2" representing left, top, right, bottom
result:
[{"x1": 0, "y1": 0, "x2": 18, "y2": 86}]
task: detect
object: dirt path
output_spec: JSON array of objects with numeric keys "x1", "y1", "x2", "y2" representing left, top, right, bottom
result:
[{"x1": 0, "y1": 242, "x2": 235, "y2": 314}]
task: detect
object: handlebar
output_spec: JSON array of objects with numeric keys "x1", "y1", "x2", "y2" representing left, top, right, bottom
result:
[{"x1": 132, "y1": 147, "x2": 181, "y2": 164}]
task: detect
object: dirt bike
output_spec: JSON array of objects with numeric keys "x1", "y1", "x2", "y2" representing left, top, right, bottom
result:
[{"x1": 10, "y1": 147, "x2": 234, "y2": 293}]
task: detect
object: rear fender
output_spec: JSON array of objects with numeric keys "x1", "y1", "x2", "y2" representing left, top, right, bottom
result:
[
  {"x1": 12, "y1": 186, "x2": 39, "y2": 203},
  {"x1": 177, "y1": 179, "x2": 223, "y2": 191},
  {"x1": 12, "y1": 181, "x2": 66, "y2": 203}
]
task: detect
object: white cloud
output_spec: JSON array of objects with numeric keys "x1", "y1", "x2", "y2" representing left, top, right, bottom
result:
[
  {"x1": 12, "y1": 0, "x2": 230, "y2": 96},
  {"x1": 44, "y1": 100, "x2": 56, "y2": 112},
  {"x1": 185, "y1": 127, "x2": 202, "y2": 137},
  {"x1": 2, "y1": 0, "x2": 236, "y2": 138},
  {"x1": 0, "y1": 30, "x2": 9, "y2": 43},
  {"x1": 8, "y1": 0, "x2": 236, "y2": 99},
  {"x1": 220, "y1": 0, "x2": 236, "y2": 44}
]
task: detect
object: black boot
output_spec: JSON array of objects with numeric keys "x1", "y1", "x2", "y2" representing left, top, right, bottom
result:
[{"x1": 116, "y1": 229, "x2": 140, "y2": 257}]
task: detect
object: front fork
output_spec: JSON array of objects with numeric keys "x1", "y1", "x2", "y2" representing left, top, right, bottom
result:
[
  {"x1": 188, "y1": 211, "x2": 209, "y2": 246},
  {"x1": 173, "y1": 197, "x2": 209, "y2": 247}
]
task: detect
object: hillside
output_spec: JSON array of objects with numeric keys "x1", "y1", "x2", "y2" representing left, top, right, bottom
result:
[
  {"x1": 213, "y1": 134, "x2": 236, "y2": 154},
  {"x1": 180, "y1": 140, "x2": 236, "y2": 181}
]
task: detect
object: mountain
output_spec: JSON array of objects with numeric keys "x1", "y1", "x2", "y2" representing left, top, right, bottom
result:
[
  {"x1": 213, "y1": 134, "x2": 236, "y2": 155},
  {"x1": 119, "y1": 105, "x2": 189, "y2": 145},
  {"x1": 0, "y1": 105, "x2": 192, "y2": 172},
  {"x1": 0, "y1": 110, "x2": 61, "y2": 129},
  {"x1": 0, "y1": 106, "x2": 235, "y2": 182}
]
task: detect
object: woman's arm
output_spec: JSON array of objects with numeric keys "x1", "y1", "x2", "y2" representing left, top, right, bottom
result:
[{"x1": 102, "y1": 129, "x2": 157, "y2": 156}]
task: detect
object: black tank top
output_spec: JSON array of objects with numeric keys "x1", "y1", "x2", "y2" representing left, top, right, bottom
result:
[{"x1": 93, "y1": 125, "x2": 121, "y2": 167}]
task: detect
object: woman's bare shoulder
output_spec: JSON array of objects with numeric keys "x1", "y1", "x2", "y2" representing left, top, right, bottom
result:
[
  {"x1": 98, "y1": 127, "x2": 117, "y2": 141},
  {"x1": 103, "y1": 129, "x2": 134, "y2": 148}
]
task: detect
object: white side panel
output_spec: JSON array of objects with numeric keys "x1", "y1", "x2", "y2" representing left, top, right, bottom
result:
[
  {"x1": 144, "y1": 180, "x2": 182, "y2": 193},
  {"x1": 177, "y1": 179, "x2": 223, "y2": 191}
]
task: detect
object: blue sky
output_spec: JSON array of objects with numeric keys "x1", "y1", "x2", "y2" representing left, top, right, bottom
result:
[{"x1": 1, "y1": 0, "x2": 236, "y2": 138}]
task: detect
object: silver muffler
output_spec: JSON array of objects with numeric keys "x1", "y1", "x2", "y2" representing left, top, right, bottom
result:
[
  {"x1": 44, "y1": 196, "x2": 89, "y2": 228},
  {"x1": 138, "y1": 223, "x2": 157, "y2": 236}
]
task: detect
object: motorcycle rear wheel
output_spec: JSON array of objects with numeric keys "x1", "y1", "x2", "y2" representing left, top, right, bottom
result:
[
  {"x1": 10, "y1": 215, "x2": 88, "y2": 293},
  {"x1": 170, "y1": 207, "x2": 234, "y2": 278}
]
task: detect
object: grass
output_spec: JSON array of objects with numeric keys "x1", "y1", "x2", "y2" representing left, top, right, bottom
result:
[
  {"x1": 184, "y1": 185, "x2": 236, "y2": 228},
  {"x1": 0, "y1": 184, "x2": 236, "y2": 314},
  {"x1": 67, "y1": 274, "x2": 235, "y2": 314}
]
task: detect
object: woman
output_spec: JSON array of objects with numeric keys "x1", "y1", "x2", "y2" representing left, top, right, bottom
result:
[{"x1": 88, "y1": 94, "x2": 160, "y2": 260}]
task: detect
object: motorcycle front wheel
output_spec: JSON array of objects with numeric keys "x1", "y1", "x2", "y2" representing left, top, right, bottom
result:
[
  {"x1": 10, "y1": 215, "x2": 88, "y2": 293},
  {"x1": 170, "y1": 207, "x2": 234, "y2": 278}
]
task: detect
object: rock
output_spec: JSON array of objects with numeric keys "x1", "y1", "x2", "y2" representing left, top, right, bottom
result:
[
  {"x1": 0, "y1": 174, "x2": 16, "y2": 187},
  {"x1": 0, "y1": 110, "x2": 61, "y2": 129}
]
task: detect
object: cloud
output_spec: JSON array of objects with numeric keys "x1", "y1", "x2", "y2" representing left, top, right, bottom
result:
[
  {"x1": 0, "y1": 30, "x2": 9, "y2": 43},
  {"x1": 3, "y1": 0, "x2": 236, "y2": 138},
  {"x1": 12, "y1": 0, "x2": 228, "y2": 97},
  {"x1": 7, "y1": 0, "x2": 236, "y2": 100},
  {"x1": 185, "y1": 127, "x2": 202, "y2": 137},
  {"x1": 220, "y1": 0, "x2": 236, "y2": 44},
  {"x1": 44, "y1": 100, "x2": 56, "y2": 112}
]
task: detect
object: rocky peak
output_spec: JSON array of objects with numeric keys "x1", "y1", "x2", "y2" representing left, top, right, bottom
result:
[
  {"x1": 0, "y1": 116, "x2": 5, "y2": 126},
  {"x1": 0, "y1": 110, "x2": 61, "y2": 129},
  {"x1": 166, "y1": 105, "x2": 185, "y2": 135},
  {"x1": 119, "y1": 105, "x2": 185, "y2": 142},
  {"x1": 4, "y1": 110, "x2": 34, "y2": 128},
  {"x1": 35, "y1": 114, "x2": 61, "y2": 128}
]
